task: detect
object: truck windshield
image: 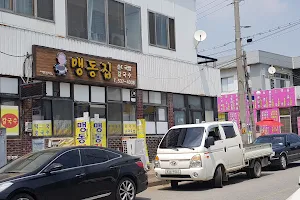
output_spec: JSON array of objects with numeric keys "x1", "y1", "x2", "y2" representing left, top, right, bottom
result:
[{"x1": 159, "y1": 127, "x2": 204, "y2": 149}]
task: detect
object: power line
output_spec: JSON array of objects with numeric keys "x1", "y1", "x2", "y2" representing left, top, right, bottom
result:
[
  {"x1": 197, "y1": 0, "x2": 231, "y2": 17},
  {"x1": 0, "y1": 50, "x2": 27, "y2": 58},
  {"x1": 196, "y1": 0, "x2": 222, "y2": 12},
  {"x1": 197, "y1": 3, "x2": 232, "y2": 20}
]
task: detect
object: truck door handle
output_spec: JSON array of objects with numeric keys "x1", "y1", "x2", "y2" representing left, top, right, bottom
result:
[
  {"x1": 224, "y1": 147, "x2": 227, "y2": 152},
  {"x1": 75, "y1": 173, "x2": 85, "y2": 178},
  {"x1": 239, "y1": 144, "x2": 241, "y2": 149}
]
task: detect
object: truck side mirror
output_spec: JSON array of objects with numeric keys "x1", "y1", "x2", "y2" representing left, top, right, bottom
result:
[{"x1": 205, "y1": 136, "x2": 215, "y2": 148}]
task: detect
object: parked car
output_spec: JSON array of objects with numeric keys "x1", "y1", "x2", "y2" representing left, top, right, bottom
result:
[
  {"x1": 254, "y1": 133, "x2": 300, "y2": 170},
  {"x1": 154, "y1": 121, "x2": 273, "y2": 189},
  {"x1": 0, "y1": 146, "x2": 148, "y2": 200}
]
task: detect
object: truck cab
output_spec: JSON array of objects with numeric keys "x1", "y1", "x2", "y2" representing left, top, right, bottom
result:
[{"x1": 154, "y1": 121, "x2": 273, "y2": 188}]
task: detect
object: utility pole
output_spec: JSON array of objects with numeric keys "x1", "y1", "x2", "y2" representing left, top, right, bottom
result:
[
  {"x1": 243, "y1": 51, "x2": 256, "y2": 143},
  {"x1": 233, "y1": 0, "x2": 247, "y2": 144}
]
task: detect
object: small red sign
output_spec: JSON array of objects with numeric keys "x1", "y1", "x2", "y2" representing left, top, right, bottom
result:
[{"x1": 1, "y1": 114, "x2": 18, "y2": 128}]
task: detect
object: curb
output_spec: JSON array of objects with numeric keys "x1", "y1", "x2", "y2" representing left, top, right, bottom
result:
[{"x1": 148, "y1": 180, "x2": 170, "y2": 187}]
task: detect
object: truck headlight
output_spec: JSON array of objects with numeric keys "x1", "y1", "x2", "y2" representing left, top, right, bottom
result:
[
  {"x1": 0, "y1": 182, "x2": 13, "y2": 193},
  {"x1": 190, "y1": 154, "x2": 202, "y2": 168},
  {"x1": 154, "y1": 155, "x2": 160, "y2": 168}
]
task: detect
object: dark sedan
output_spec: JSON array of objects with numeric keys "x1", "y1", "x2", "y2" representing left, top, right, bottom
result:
[
  {"x1": 254, "y1": 133, "x2": 300, "y2": 170},
  {"x1": 0, "y1": 146, "x2": 148, "y2": 200}
]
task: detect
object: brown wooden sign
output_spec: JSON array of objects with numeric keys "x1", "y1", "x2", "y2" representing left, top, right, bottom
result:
[{"x1": 32, "y1": 45, "x2": 137, "y2": 88}]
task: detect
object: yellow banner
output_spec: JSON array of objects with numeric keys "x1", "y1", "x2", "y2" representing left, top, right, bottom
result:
[
  {"x1": 108, "y1": 122, "x2": 122, "y2": 135},
  {"x1": 90, "y1": 119, "x2": 107, "y2": 147},
  {"x1": 47, "y1": 138, "x2": 75, "y2": 148},
  {"x1": 75, "y1": 118, "x2": 91, "y2": 146},
  {"x1": 0, "y1": 105, "x2": 19, "y2": 136},
  {"x1": 123, "y1": 122, "x2": 137, "y2": 135},
  {"x1": 137, "y1": 119, "x2": 149, "y2": 164},
  {"x1": 218, "y1": 113, "x2": 226, "y2": 121},
  {"x1": 32, "y1": 120, "x2": 52, "y2": 137},
  {"x1": 53, "y1": 120, "x2": 72, "y2": 136}
]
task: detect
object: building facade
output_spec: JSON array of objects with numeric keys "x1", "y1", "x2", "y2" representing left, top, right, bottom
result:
[{"x1": 0, "y1": 0, "x2": 220, "y2": 161}]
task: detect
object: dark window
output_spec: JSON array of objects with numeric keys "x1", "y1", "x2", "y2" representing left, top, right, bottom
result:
[
  {"x1": 81, "y1": 149, "x2": 109, "y2": 165},
  {"x1": 88, "y1": 0, "x2": 106, "y2": 43},
  {"x1": 222, "y1": 125, "x2": 236, "y2": 139},
  {"x1": 288, "y1": 134, "x2": 300, "y2": 144},
  {"x1": 169, "y1": 18, "x2": 176, "y2": 50},
  {"x1": 174, "y1": 111, "x2": 186, "y2": 125},
  {"x1": 52, "y1": 100, "x2": 73, "y2": 136},
  {"x1": 173, "y1": 94, "x2": 185, "y2": 109},
  {"x1": 54, "y1": 150, "x2": 81, "y2": 169},
  {"x1": 67, "y1": 0, "x2": 88, "y2": 39},
  {"x1": 0, "y1": 0, "x2": 12, "y2": 9},
  {"x1": 208, "y1": 126, "x2": 221, "y2": 141},
  {"x1": 37, "y1": 0, "x2": 54, "y2": 20},
  {"x1": 188, "y1": 96, "x2": 201, "y2": 109},
  {"x1": 148, "y1": 12, "x2": 156, "y2": 45},
  {"x1": 108, "y1": 0, "x2": 125, "y2": 47},
  {"x1": 75, "y1": 103, "x2": 89, "y2": 118},
  {"x1": 204, "y1": 97, "x2": 213, "y2": 110},
  {"x1": 15, "y1": 0, "x2": 33, "y2": 16},
  {"x1": 125, "y1": 4, "x2": 141, "y2": 50},
  {"x1": 53, "y1": 82, "x2": 60, "y2": 97}
]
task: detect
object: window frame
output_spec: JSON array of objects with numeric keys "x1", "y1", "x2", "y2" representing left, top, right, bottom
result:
[
  {"x1": 66, "y1": 0, "x2": 142, "y2": 52},
  {"x1": 221, "y1": 76, "x2": 234, "y2": 93},
  {"x1": 49, "y1": 149, "x2": 81, "y2": 171},
  {"x1": 0, "y1": 0, "x2": 55, "y2": 22},
  {"x1": 79, "y1": 148, "x2": 122, "y2": 166},
  {"x1": 222, "y1": 125, "x2": 236, "y2": 139},
  {"x1": 147, "y1": 10, "x2": 176, "y2": 51}
]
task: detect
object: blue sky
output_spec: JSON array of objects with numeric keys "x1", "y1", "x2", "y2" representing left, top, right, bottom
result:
[{"x1": 196, "y1": 0, "x2": 300, "y2": 58}]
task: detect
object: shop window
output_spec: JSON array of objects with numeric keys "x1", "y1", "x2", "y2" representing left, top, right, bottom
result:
[
  {"x1": 122, "y1": 89, "x2": 131, "y2": 102},
  {"x1": 0, "y1": 77, "x2": 18, "y2": 95},
  {"x1": 1, "y1": 98, "x2": 19, "y2": 106},
  {"x1": 90, "y1": 105, "x2": 106, "y2": 119},
  {"x1": 52, "y1": 100, "x2": 73, "y2": 137},
  {"x1": 188, "y1": 96, "x2": 201, "y2": 109},
  {"x1": 1, "y1": 0, "x2": 54, "y2": 20},
  {"x1": 107, "y1": 87, "x2": 121, "y2": 101},
  {"x1": 60, "y1": 83, "x2": 71, "y2": 98},
  {"x1": 143, "y1": 105, "x2": 168, "y2": 134},
  {"x1": 143, "y1": 91, "x2": 166, "y2": 105},
  {"x1": 204, "y1": 97, "x2": 214, "y2": 122},
  {"x1": 123, "y1": 104, "x2": 136, "y2": 121},
  {"x1": 74, "y1": 103, "x2": 89, "y2": 118},
  {"x1": 142, "y1": 91, "x2": 149, "y2": 103},
  {"x1": 91, "y1": 86, "x2": 105, "y2": 103},
  {"x1": 190, "y1": 111, "x2": 203, "y2": 124},
  {"x1": 74, "y1": 84, "x2": 89, "y2": 102},
  {"x1": 107, "y1": 103, "x2": 122, "y2": 135},
  {"x1": 173, "y1": 94, "x2": 185, "y2": 109},
  {"x1": 174, "y1": 111, "x2": 186, "y2": 125},
  {"x1": 46, "y1": 82, "x2": 53, "y2": 96},
  {"x1": 53, "y1": 82, "x2": 60, "y2": 97}
]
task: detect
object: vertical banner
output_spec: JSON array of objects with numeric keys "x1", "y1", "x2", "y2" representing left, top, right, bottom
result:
[
  {"x1": 32, "y1": 120, "x2": 52, "y2": 137},
  {"x1": 0, "y1": 106, "x2": 19, "y2": 136},
  {"x1": 90, "y1": 118, "x2": 107, "y2": 147},
  {"x1": 137, "y1": 119, "x2": 150, "y2": 164},
  {"x1": 75, "y1": 118, "x2": 91, "y2": 146},
  {"x1": 297, "y1": 117, "x2": 300, "y2": 136}
]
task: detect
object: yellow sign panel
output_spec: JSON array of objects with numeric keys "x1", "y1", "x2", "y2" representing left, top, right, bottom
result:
[
  {"x1": 0, "y1": 105, "x2": 19, "y2": 136},
  {"x1": 123, "y1": 122, "x2": 137, "y2": 135},
  {"x1": 48, "y1": 138, "x2": 75, "y2": 148},
  {"x1": 90, "y1": 119, "x2": 107, "y2": 147},
  {"x1": 108, "y1": 123, "x2": 122, "y2": 135},
  {"x1": 218, "y1": 113, "x2": 226, "y2": 121},
  {"x1": 137, "y1": 119, "x2": 149, "y2": 164},
  {"x1": 75, "y1": 118, "x2": 91, "y2": 146},
  {"x1": 32, "y1": 120, "x2": 52, "y2": 137}
]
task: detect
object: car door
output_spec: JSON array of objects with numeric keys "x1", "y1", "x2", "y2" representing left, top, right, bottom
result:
[
  {"x1": 79, "y1": 148, "x2": 120, "y2": 200},
  {"x1": 221, "y1": 124, "x2": 244, "y2": 169},
  {"x1": 35, "y1": 149, "x2": 86, "y2": 200},
  {"x1": 206, "y1": 125, "x2": 229, "y2": 170},
  {"x1": 287, "y1": 134, "x2": 300, "y2": 161}
]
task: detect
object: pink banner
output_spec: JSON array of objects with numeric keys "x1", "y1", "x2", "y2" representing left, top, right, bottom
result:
[
  {"x1": 260, "y1": 108, "x2": 280, "y2": 134},
  {"x1": 218, "y1": 87, "x2": 296, "y2": 113},
  {"x1": 228, "y1": 112, "x2": 240, "y2": 129},
  {"x1": 297, "y1": 117, "x2": 300, "y2": 135}
]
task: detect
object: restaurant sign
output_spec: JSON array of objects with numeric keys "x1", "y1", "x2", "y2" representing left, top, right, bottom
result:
[{"x1": 32, "y1": 45, "x2": 137, "y2": 88}]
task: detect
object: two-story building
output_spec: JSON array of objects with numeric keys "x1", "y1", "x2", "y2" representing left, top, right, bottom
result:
[{"x1": 0, "y1": 0, "x2": 220, "y2": 161}]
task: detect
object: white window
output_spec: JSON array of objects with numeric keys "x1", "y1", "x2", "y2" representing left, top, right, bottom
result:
[
  {"x1": 221, "y1": 76, "x2": 234, "y2": 92},
  {"x1": 74, "y1": 84, "x2": 89, "y2": 102},
  {"x1": 0, "y1": 0, "x2": 54, "y2": 20},
  {"x1": 67, "y1": 0, "x2": 142, "y2": 51},
  {"x1": 271, "y1": 73, "x2": 291, "y2": 89},
  {"x1": 0, "y1": 77, "x2": 18, "y2": 94},
  {"x1": 148, "y1": 11, "x2": 176, "y2": 50}
]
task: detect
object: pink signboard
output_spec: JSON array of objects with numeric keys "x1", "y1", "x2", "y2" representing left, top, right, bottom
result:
[
  {"x1": 218, "y1": 87, "x2": 296, "y2": 113},
  {"x1": 297, "y1": 117, "x2": 300, "y2": 135},
  {"x1": 228, "y1": 112, "x2": 240, "y2": 129},
  {"x1": 260, "y1": 108, "x2": 280, "y2": 134}
]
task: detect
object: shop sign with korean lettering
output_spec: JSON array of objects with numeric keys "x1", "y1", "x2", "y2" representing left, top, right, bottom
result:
[{"x1": 33, "y1": 45, "x2": 137, "y2": 88}]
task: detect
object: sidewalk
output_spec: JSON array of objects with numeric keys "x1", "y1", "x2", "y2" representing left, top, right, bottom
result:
[{"x1": 147, "y1": 169, "x2": 169, "y2": 187}]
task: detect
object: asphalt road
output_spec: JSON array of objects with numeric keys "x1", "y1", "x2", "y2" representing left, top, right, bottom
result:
[{"x1": 137, "y1": 162, "x2": 300, "y2": 200}]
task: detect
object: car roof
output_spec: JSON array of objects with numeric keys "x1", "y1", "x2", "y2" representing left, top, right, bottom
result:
[
  {"x1": 258, "y1": 133, "x2": 296, "y2": 137},
  {"x1": 171, "y1": 121, "x2": 235, "y2": 129}
]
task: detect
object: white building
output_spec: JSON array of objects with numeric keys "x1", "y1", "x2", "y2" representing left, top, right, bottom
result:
[{"x1": 0, "y1": 0, "x2": 220, "y2": 159}]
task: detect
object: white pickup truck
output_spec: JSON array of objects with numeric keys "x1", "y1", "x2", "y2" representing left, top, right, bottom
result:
[{"x1": 154, "y1": 121, "x2": 274, "y2": 188}]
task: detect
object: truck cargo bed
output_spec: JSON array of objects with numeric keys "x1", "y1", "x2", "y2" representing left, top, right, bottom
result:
[{"x1": 244, "y1": 143, "x2": 273, "y2": 161}]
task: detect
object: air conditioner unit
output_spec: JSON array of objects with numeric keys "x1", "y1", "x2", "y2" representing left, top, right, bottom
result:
[{"x1": 25, "y1": 122, "x2": 32, "y2": 132}]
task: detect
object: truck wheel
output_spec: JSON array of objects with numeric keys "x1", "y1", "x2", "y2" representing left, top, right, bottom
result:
[
  {"x1": 213, "y1": 166, "x2": 223, "y2": 188},
  {"x1": 248, "y1": 160, "x2": 262, "y2": 178},
  {"x1": 278, "y1": 155, "x2": 287, "y2": 170},
  {"x1": 171, "y1": 181, "x2": 179, "y2": 189}
]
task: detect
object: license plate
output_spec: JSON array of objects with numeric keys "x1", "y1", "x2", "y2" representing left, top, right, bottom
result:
[{"x1": 165, "y1": 169, "x2": 181, "y2": 175}]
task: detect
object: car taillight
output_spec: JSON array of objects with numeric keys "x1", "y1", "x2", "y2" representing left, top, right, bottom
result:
[{"x1": 136, "y1": 161, "x2": 144, "y2": 168}]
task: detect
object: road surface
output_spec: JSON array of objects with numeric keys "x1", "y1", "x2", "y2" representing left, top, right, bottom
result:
[{"x1": 137, "y1": 162, "x2": 300, "y2": 200}]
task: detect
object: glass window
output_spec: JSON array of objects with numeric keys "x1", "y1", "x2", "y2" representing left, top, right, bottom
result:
[
  {"x1": 15, "y1": 0, "x2": 33, "y2": 15},
  {"x1": 74, "y1": 103, "x2": 89, "y2": 118},
  {"x1": 221, "y1": 77, "x2": 234, "y2": 92},
  {"x1": 157, "y1": 107, "x2": 167, "y2": 122},
  {"x1": 42, "y1": 100, "x2": 52, "y2": 120},
  {"x1": 107, "y1": 87, "x2": 121, "y2": 101},
  {"x1": 149, "y1": 91, "x2": 161, "y2": 104},
  {"x1": 161, "y1": 93, "x2": 167, "y2": 105},
  {"x1": 222, "y1": 125, "x2": 236, "y2": 139},
  {"x1": 148, "y1": 12, "x2": 156, "y2": 45},
  {"x1": 123, "y1": 104, "x2": 136, "y2": 121},
  {"x1": 37, "y1": 0, "x2": 53, "y2": 20},
  {"x1": 54, "y1": 150, "x2": 81, "y2": 169},
  {"x1": 1, "y1": 98, "x2": 18, "y2": 106},
  {"x1": 81, "y1": 149, "x2": 109, "y2": 165},
  {"x1": 67, "y1": 0, "x2": 88, "y2": 39},
  {"x1": 143, "y1": 91, "x2": 149, "y2": 103},
  {"x1": 108, "y1": 0, "x2": 125, "y2": 47},
  {"x1": 169, "y1": 18, "x2": 176, "y2": 50},
  {"x1": 204, "y1": 97, "x2": 213, "y2": 110},
  {"x1": 255, "y1": 136, "x2": 286, "y2": 146},
  {"x1": 173, "y1": 94, "x2": 185, "y2": 109},
  {"x1": 90, "y1": 105, "x2": 106, "y2": 119},
  {"x1": 53, "y1": 100, "x2": 73, "y2": 136},
  {"x1": 208, "y1": 126, "x2": 222, "y2": 141},
  {"x1": 143, "y1": 106, "x2": 155, "y2": 121},
  {"x1": 174, "y1": 111, "x2": 186, "y2": 125},
  {"x1": 125, "y1": 4, "x2": 141, "y2": 50},
  {"x1": 156, "y1": 14, "x2": 168, "y2": 47},
  {"x1": 108, "y1": 103, "x2": 122, "y2": 121},
  {"x1": 0, "y1": 0, "x2": 12, "y2": 9},
  {"x1": 188, "y1": 96, "x2": 201, "y2": 109},
  {"x1": 288, "y1": 134, "x2": 300, "y2": 144},
  {"x1": 88, "y1": 0, "x2": 106, "y2": 43},
  {"x1": 190, "y1": 111, "x2": 203, "y2": 124}
]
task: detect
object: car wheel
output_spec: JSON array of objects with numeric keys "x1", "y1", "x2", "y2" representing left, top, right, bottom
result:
[
  {"x1": 116, "y1": 178, "x2": 136, "y2": 200},
  {"x1": 248, "y1": 160, "x2": 262, "y2": 178},
  {"x1": 11, "y1": 193, "x2": 34, "y2": 200},
  {"x1": 278, "y1": 155, "x2": 287, "y2": 170},
  {"x1": 171, "y1": 180, "x2": 179, "y2": 189},
  {"x1": 213, "y1": 166, "x2": 223, "y2": 188}
]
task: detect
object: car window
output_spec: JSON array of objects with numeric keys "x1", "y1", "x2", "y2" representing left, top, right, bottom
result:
[
  {"x1": 81, "y1": 149, "x2": 110, "y2": 165},
  {"x1": 222, "y1": 125, "x2": 236, "y2": 139},
  {"x1": 53, "y1": 149, "x2": 81, "y2": 170},
  {"x1": 208, "y1": 126, "x2": 222, "y2": 141},
  {"x1": 288, "y1": 134, "x2": 300, "y2": 144}
]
